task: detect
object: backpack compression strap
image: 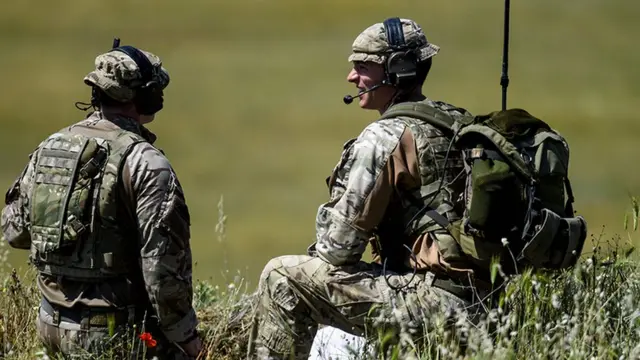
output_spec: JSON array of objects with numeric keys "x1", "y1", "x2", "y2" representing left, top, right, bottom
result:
[{"x1": 379, "y1": 101, "x2": 457, "y2": 137}]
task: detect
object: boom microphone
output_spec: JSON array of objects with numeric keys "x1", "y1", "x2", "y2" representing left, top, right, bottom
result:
[{"x1": 343, "y1": 83, "x2": 384, "y2": 104}]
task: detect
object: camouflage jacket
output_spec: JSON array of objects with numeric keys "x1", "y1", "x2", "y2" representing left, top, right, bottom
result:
[
  {"x1": 1, "y1": 111, "x2": 198, "y2": 344},
  {"x1": 313, "y1": 96, "x2": 472, "y2": 270}
]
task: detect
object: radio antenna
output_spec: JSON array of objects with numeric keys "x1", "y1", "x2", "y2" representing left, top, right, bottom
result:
[{"x1": 500, "y1": 0, "x2": 511, "y2": 111}]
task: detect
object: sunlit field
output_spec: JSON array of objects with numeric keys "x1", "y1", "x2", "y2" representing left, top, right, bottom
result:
[{"x1": 1, "y1": 0, "x2": 638, "y2": 287}]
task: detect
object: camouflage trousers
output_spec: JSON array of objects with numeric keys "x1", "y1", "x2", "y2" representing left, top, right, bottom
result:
[
  {"x1": 247, "y1": 255, "x2": 487, "y2": 360},
  {"x1": 36, "y1": 300, "x2": 192, "y2": 360}
]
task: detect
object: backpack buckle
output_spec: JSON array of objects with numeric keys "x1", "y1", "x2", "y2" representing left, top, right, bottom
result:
[
  {"x1": 79, "y1": 147, "x2": 107, "y2": 179},
  {"x1": 465, "y1": 148, "x2": 485, "y2": 163},
  {"x1": 470, "y1": 148, "x2": 484, "y2": 159},
  {"x1": 52, "y1": 309, "x2": 60, "y2": 325},
  {"x1": 64, "y1": 215, "x2": 87, "y2": 242}
]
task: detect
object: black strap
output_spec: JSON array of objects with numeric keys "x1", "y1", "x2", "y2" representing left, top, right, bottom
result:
[
  {"x1": 402, "y1": 184, "x2": 451, "y2": 234},
  {"x1": 425, "y1": 209, "x2": 450, "y2": 229},
  {"x1": 79, "y1": 147, "x2": 108, "y2": 179},
  {"x1": 112, "y1": 45, "x2": 155, "y2": 85},
  {"x1": 564, "y1": 177, "x2": 575, "y2": 216}
]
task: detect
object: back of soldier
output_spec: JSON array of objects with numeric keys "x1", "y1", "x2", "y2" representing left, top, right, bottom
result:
[{"x1": 2, "y1": 43, "x2": 202, "y2": 359}]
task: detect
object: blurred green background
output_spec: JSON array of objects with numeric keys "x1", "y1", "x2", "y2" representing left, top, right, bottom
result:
[{"x1": 1, "y1": 0, "x2": 638, "y2": 288}]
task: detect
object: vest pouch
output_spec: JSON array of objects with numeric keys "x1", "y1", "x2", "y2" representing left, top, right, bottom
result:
[
  {"x1": 432, "y1": 224, "x2": 466, "y2": 264},
  {"x1": 519, "y1": 208, "x2": 587, "y2": 269},
  {"x1": 30, "y1": 137, "x2": 102, "y2": 258},
  {"x1": 466, "y1": 152, "x2": 523, "y2": 237}
]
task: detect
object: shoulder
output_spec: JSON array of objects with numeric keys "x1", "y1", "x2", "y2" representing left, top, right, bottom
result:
[
  {"x1": 357, "y1": 118, "x2": 407, "y2": 150},
  {"x1": 122, "y1": 142, "x2": 178, "y2": 198},
  {"x1": 126, "y1": 142, "x2": 172, "y2": 172},
  {"x1": 424, "y1": 98, "x2": 474, "y2": 121},
  {"x1": 337, "y1": 119, "x2": 407, "y2": 172}
]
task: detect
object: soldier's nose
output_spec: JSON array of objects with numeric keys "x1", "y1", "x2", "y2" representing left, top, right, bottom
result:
[{"x1": 347, "y1": 69, "x2": 358, "y2": 83}]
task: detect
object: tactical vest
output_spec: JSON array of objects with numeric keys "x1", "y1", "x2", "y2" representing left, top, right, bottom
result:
[
  {"x1": 28, "y1": 119, "x2": 147, "y2": 281},
  {"x1": 380, "y1": 100, "x2": 587, "y2": 275},
  {"x1": 381, "y1": 101, "x2": 470, "y2": 272},
  {"x1": 395, "y1": 107, "x2": 466, "y2": 237}
]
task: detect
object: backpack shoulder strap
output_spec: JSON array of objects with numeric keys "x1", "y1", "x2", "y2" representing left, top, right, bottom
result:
[{"x1": 379, "y1": 101, "x2": 458, "y2": 137}]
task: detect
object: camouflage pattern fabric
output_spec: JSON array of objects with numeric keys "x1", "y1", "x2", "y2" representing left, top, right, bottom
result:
[
  {"x1": 248, "y1": 97, "x2": 489, "y2": 359},
  {"x1": 395, "y1": 99, "x2": 471, "y2": 236},
  {"x1": 314, "y1": 97, "x2": 471, "y2": 268},
  {"x1": 36, "y1": 306, "x2": 192, "y2": 360},
  {"x1": 83, "y1": 48, "x2": 170, "y2": 102},
  {"x1": 314, "y1": 117, "x2": 406, "y2": 266},
  {"x1": 1, "y1": 111, "x2": 198, "y2": 357},
  {"x1": 248, "y1": 255, "x2": 484, "y2": 359},
  {"x1": 348, "y1": 18, "x2": 440, "y2": 64}
]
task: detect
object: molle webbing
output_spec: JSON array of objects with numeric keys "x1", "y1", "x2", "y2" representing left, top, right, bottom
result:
[{"x1": 29, "y1": 121, "x2": 147, "y2": 281}]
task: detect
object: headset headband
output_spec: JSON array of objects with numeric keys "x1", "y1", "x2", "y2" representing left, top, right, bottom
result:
[
  {"x1": 383, "y1": 17, "x2": 406, "y2": 51},
  {"x1": 112, "y1": 45, "x2": 155, "y2": 87}
]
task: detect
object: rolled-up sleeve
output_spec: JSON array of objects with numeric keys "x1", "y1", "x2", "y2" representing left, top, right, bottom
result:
[
  {"x1": 315, "y1": 120, "x2": 408, "y2": 266},
  {"x1": 126, "y1": 143, "x2": 198, "y2": 343}
]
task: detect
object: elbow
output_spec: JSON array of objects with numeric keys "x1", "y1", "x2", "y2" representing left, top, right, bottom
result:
[
  {"x1": 317, "y1": 248, "x2": 351, "y2": 266},
  {"x1": 8, "y1": 237, "x2": 31, "y2": 250},
  {"x1": 2, "y1": 230, "x2": 31, "y2": 250},
  {"x1": 315, "y1": 236, "x2": 366, "y2": 267},
  {"x1": 2, "y1": 208, "x2": 31, "y2": 249},
  {"x1": 315, "y1": 209, "x2": 369, "y2": 266}
]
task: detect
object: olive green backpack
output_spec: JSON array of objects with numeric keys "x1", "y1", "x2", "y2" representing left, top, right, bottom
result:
[{"x1": 381, "y1": 102, "x2": 588, "y2": 272}]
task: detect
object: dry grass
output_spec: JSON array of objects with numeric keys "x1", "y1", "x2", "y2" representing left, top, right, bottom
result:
[
  {"x1": 2, "y1": 200, "x2": 640, "y2": 359},
  {"x1": 1, "y1": 0, "x2": 640, "y2": 283},
  {"x1": 1, "y1": 239, "x2": 639, "y2": 359}
]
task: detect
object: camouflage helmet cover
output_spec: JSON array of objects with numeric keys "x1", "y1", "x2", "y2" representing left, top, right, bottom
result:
[
  {"x1": 83, "y1": 48, "x2": 170, "y2": 102},
  {"x1": 348, "y1": 18, "x2": 440, "y2": 64}
]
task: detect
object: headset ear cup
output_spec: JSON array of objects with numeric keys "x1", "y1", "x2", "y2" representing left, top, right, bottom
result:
[
  {"x1": 386, "y1": 51, "x2": 418, "y2": 88},
  {"x1": 133, "y1": 84, "x2": 163, "y2": 115},
  {"x1": 112, "y1": 45, "x2": 163, "y2": 114},
  {"x1": 385, "y1": 53, "x2": 398, "y2": 86}
]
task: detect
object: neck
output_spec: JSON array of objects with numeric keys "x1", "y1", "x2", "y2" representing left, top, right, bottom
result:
[
  {"x1": 99, "y1": 105, "x2": 140, "y2": 123},
  {"x1": 377, "y1": 89, "x2": 426, "y2": 115}
]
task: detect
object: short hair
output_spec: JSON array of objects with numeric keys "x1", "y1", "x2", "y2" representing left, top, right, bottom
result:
[
  {"x1": 391, "y1": 57, "x2": 432, "y2": 99},
  {"x1": 414, "y1": 57, "x2": 433, "y2": 86}
]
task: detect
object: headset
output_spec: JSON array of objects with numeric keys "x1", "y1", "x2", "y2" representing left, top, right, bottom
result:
[
  {"x1": 343, "y1": 18, "x2": 421, "y2": 104},
  {"x1": 89, "y1": 38, "x2": 164, "y2": 115},
  {"x1": 112, "y1": 43, "x2": 164, "y2": 115},
  {"x1": 382, "y1": 17, "x2": 419, "y2": 89}
]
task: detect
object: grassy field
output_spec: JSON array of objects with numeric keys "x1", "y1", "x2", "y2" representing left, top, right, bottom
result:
[
  {"x1": 1, "y1": 0, "x2": 639, "y2": 289},
  {"x1": 2, "y1": 226, "x2": 639, "y2": 359}
]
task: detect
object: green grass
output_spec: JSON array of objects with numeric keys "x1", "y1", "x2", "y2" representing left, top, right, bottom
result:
[
  {"x1": 1, "y1": 218, "x2": 639, "y2": 359},
  {"x1": 2, "y1": 1, "x2": 640, "y2": 358},
  {"x1": 1, "y1": 0, "x2": 639, "y2": 284}
]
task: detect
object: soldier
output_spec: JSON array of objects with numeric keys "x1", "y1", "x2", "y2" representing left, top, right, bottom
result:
[
  {"x1": 247, "y1": 17, "x2": 490, "y2": 359},
  {"x1": 1, "y1": 44, "x2": 202, "y2": 359}
]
